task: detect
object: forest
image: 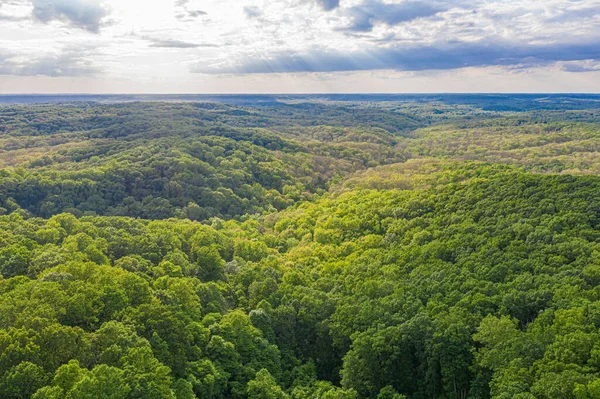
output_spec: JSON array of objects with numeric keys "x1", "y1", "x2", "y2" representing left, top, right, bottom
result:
[{"x1": 1, "y1": 95, "x2": 600, "y2": 398}]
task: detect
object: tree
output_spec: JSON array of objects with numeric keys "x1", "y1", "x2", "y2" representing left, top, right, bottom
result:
[
  {"x1": 377, "y1": 386, "x2": 407, "y2": 399},
  {"x1": 247, "y1": 369, "x2": 288, "y2": 399},
  {"x1": 1, "y1": 361, "x2": 49, "y2": 399},
  {"x1": 0, "y1": 244, "x2": 31, "y2": 278},
  {"x1": 68, "y1": 364, "x2": 130, "y2": 399}
]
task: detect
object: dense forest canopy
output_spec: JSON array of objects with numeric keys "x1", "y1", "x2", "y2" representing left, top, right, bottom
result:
[{"x1": 1, "y1": 95, "x2": 600, "y2": 398}]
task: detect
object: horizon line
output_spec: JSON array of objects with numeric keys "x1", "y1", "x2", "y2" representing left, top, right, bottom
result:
[{"x1": 1, "y1": 92, "x2": 600, "y2": 96}]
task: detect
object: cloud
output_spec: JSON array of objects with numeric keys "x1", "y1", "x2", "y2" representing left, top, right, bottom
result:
[
  {"x1": 0, "y1": 12, "x2": 25, "y2": 20},
  {"x1": 546, "y1": 4, "x2": 600, "y2": 23},
  {"x1": 31, "y1": 0, "x2": 109, "y2": 33},
  {"x1": 316, "y1": 0, "x2": 339, "y2": 11},
  {"x1": 0, "y1": 48, "x2": 100, "y2": 76},
  {"x1": 147, "y1": 38, "x2": 218, "y2": 49},
  {"x1": 176, "y1": 9, "x2": 206, "y2": 19},
  {"x1": 0, "y1": 1, "x2": 28, "y2": 21},
  {"x1": 243, "y1": 6, "x2": 262, "y2": 19},
  {"x1": 187, "y1": 9, "x2": 206, "y2": 17},
  {"x1": 560, "y1": 60, "x2": 600, "y2": 73},
  {"x1": 174, "y1": 0, "x2": 206, "y2": 20},
  {"x1": 191, "y1": 41, "x2": 600, "y2": 74},
  {"x1": 339, "y1": 0, "x2": 456, "y2": 32}
]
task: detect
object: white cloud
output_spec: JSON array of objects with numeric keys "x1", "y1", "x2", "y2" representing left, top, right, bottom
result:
[
  {"x1": 0, "y1": 0, "x2": 598, "y2": 92},
  {"x1": 0, "y1": 45, "x2": 100, "y2": 76}
]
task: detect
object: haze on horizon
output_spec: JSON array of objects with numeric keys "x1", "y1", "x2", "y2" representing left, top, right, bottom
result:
[{"x1": 0, "y1": 0, "x2": 599, "y2": 94}]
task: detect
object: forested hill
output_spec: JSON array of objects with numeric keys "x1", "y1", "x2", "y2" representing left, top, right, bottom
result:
[
  {"x1": 0, "y1": 102, "x2": 420, "y2": 219},
  {"x1": 1, "y1": 97, "x2": 600, "y2": 399},
  {"x1": 2, "y1": 100, "x2": 600, "y2": 220}
]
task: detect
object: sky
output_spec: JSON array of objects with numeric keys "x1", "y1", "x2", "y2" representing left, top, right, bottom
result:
[{"x1": 0, "y1": 0, "x2": 599, "y2": 93}]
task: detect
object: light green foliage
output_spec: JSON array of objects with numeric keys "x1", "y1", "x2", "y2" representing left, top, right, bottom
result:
[
  {"x1": 1, "y1": 362, "x2": 48, "y2": 398},
  {"x1": 247, "y1": 369, "x2": 288, "y2": 399}
]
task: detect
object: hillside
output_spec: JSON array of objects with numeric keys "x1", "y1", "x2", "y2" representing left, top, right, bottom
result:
[{"x1": 1, "y1": 96, "x2": 600, "y2": 399}]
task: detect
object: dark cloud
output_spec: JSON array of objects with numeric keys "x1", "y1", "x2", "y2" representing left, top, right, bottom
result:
[
  {"x1": 316, "y1": 0, "x2": 339, "y2": 11},
  {"x1": 340, "y1": 0, "x2": 459, "y2": 32},
  {"x1": 243, "y1": 6, "x2": 262, "y2": 19},
  {"x1": 31, "y1": 0, "x2": 109, "y2": 33},
  {"x1": 0, "y1": 49, "x2": 100, "y2": 76},
  {"x1": 191, "y1": 41, "x2": 600, "y2": 74},
  {"x1": 148, "y1": 38, "x2": 218, "y2": 49},
  {"x1": 187, "y1": 9, "x2": 206, "y2": 17},
  {"x1": 561, "y1": 62, "x2": 600, "y2": 73}
]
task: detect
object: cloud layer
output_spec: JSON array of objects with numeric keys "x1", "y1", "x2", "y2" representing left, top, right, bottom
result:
[
  {"x1": 0, "y1": 0, "x2": 599, "y2": 90},
  {"x1": 192, "y1": 41, "x2": 600, "y2": 74},
  {"x1": 0, "y1": 48, "x2": 100, "y2": 76},
  {"x1": 146, "y1": 38, "x2": 218, "y2": 49}
]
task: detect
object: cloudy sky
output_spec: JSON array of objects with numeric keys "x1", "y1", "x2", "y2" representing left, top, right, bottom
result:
[{"x1": 0, "y1": 0, "x2": 599, "y2": 93}]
